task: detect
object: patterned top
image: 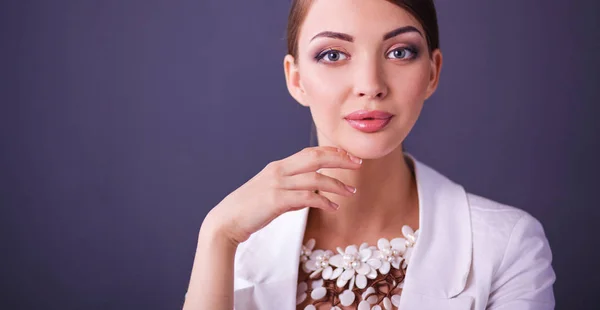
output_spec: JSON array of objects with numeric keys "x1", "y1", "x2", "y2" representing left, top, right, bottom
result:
[{"x1": 296, "y1": 225, "x2": 419, "y2": 310}]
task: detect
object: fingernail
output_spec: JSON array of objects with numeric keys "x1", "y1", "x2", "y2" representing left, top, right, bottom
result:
[
  {"x1": 345, "y1": 185, "x2": 357, "y2": 194},
  {"x1": 348, "y1": 154, "x2": 362, "y2": 164},
  {"x1": 330, "y1": 201, "x2": 339, "y2": 209}
]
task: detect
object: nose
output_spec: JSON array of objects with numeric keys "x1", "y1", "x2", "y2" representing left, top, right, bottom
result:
[{"x1": 353, "y1": 60, "x2": 388, "y2": 100}]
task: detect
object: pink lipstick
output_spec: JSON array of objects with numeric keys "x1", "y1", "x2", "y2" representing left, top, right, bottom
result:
[{"x1": 344, "y1": 110, "x2": 394, "y2": 133}]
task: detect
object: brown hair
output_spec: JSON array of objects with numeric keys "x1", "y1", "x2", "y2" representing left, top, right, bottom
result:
[{"x1": 286, "y1": 0, "x2": 440, "y2": 60}]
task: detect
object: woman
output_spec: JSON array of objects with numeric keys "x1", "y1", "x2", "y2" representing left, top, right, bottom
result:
[{"x1": 183, "y1": 0, "x2": 556, "y2": 309}]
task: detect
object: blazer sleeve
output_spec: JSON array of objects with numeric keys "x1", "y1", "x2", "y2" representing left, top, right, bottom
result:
[{"x1": 486, "y1": 212, "x2": 556, "y2": 310}]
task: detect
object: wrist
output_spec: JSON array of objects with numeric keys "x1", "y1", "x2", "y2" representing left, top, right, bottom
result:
[{"x1": 200, "y1": 212, "x2": 240, "y2": 249}]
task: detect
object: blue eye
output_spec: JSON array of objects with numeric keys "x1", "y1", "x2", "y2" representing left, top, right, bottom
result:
[
  {"x1": 386, "y1": 47, "x2": 418, "y2": 60},
  {"x1": 315, "y1": 49, "x2": 348, "y2": 63}
]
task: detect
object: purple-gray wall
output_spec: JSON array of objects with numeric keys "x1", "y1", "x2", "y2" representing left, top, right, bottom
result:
[{"x1": 1, "y1": 1, "x2": 598, "y2": 309}]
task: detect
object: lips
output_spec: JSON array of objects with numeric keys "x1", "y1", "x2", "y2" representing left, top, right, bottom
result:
[
  {"x1": 344, "y1": 110, "x2": 394, "y2": 133},
  {"x1": 344, "y1": 110, "x2": 394, "y2": 120}
]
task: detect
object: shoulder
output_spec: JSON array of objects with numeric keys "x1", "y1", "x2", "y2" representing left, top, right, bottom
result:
[
  {"x1": 464, "y1": 192, "x2": 555, "y2": 307},
  {"x1": 467, "y1": 192, "x2": 539, "y2": 239},
  {"x1": 465, "y1": 192, "x2": 550, "y2": 264},
  {"x1": 465, "y1": 192, "x2": 548, "y2": 253}
]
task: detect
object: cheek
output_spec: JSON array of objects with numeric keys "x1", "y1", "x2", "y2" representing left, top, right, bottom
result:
[
  {"x1": 300, "y1": 68, "x2": 351, "y2": 135},
  {"x1": 301, "y1": 66, "x2": 350, "y2": 110},
  {"x1": 389, "y1": 64, "x2": 430, "y2": 103},
  {"x1": 385, "y1": 63, "x2": 430, "y2": 135}
]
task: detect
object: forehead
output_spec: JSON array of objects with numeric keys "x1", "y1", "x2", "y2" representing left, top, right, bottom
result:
[{"x1": 298, "y1": 0, "x2": 424, "y2": 43}]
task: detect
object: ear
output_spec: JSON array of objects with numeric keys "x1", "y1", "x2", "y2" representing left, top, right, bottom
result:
[
  {"x1": 283, "y1": 54, "x2": 309, "y2": 107},
  {"x1": 424, "y1": 49, "x2": 443, "y2": 100}
]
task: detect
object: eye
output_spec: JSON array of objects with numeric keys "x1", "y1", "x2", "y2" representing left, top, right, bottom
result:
[
  {"x1": 315, "y1": 49, "x2": 348, "y2": 63},
  {"x1": 386, "y1": 47, "x2": 418, "y2": 60}
]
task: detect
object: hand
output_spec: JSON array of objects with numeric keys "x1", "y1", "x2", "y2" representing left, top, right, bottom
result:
[{"x1": 204, "y1": 146, "x2": 362, "y2": 246}]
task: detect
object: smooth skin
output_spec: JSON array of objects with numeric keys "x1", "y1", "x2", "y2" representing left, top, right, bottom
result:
[{"x1": 183, "y1": 0, "x2": 442, "y2": 308}]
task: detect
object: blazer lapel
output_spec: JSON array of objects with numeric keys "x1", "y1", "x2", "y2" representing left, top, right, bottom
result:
[
  {"x1": 233, "y1": 153, "x2": 474, "y2": 309},
  {"x1": 233, "y1": 203, "x2": 309, "y2": 309},
  {"x1": 399, "y1": 153, "x2": 474, "y2": 308}
]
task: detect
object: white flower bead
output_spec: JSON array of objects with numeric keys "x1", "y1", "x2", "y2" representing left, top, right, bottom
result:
[
  {"x1": 296, "y1": 293, "x2": 307, "y2": 305},
  {"x1": 311, "y1": 287, "x2": 327, "y2": 300},
  {"x1": 331, "y1": 267, "x2": 343, "y2": 279},
  {"x1": 383, "y1": 297, "x2": 392, "y2": 309},
  {"x1": 391, "y1": 294, "x2": 402, "y2": 307},
  {"x1": 355, "y1": 273, "x2": 368, "y2": 289},
  {"x1": 311, "y1": 278, "x2": 324, "y2": 289},
  {"x1": 358, "y1": 300, "x2": 371, "y2": 310},
  {"x1": 339, "y1": 289, "x2": 356, "y2": 306},
  {"x1": 336, "y1": 276, "x2": 348, "y2": 288},
  {"x1": 321, "y1": 266, "x2": 333, "y2": 279},
  {"x1": 296, "y1": 281, "x2": 308, "y2": 305},
  {"x1": 361, "y1": 287, "x2": 377, "y2": 304}
]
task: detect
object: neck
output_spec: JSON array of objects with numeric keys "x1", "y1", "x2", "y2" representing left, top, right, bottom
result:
[{"x1": 309, "y1": 145, "x2": 419, "y2": 238}]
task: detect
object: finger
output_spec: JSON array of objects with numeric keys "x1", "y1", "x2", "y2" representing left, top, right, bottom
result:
[
  {"x1": 279, "y1": 190, "x2": 340, "y2": 213},
  {"x1": 280, "y1": 146, "x2": 362, "y2": 176},
  {"x1": 279, "y1": 172, "x2": 356, "y2": 197}
]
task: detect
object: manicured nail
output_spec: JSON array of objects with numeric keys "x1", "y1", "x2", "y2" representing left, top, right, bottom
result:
[
  {"x1": 345, "y1": 185, "x2": 357, "y2": 194},
  {"x1": 330, "y1": 201, "x2": 339, "y2": 209},
  {"x1": 348, "y1": 154, "x2": 362, "y2": 164}
]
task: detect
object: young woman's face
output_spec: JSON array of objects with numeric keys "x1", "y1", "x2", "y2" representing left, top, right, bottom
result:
[{"x1": 284, "y1": 0, "x2": 442, "y2": 159}]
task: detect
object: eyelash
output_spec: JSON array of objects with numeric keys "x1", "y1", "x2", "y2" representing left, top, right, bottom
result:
[{"x1": 314, "y1": 46, "x2": 419, "y2": 63}]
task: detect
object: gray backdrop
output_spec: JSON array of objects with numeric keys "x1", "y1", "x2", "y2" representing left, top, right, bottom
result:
[{"x1": 1, "y1": 0, "x2": 598, "y2": 309}]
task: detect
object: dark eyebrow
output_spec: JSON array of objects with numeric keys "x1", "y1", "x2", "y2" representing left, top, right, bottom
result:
[
  {"x1": 383, "y1": 26, "x2": 423, "y2": 41},
  {"x1": 310, "y1": 25, "x2": 423, "y2": 44},
  {"x1": 310, "y1": 31, "x2": 354, "y2": 43}
]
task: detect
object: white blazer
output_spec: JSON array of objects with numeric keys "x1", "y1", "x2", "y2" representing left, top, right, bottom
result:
[{"x1": 232, "y1": 154, "x2": 556, "y2": 309}]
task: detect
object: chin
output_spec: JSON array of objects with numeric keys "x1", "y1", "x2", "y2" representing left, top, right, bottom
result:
[{"x1": 337, "y1": 136, "x2": 402, "y2": 160}]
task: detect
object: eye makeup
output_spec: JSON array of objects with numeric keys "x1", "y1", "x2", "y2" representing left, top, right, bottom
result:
[
  {"x1": 312, "y1": 44, "x2": 420, "y2": 64},
  {"x1": 386, "y1": 44, "x2": 420, "y2": 60},
  {"x1": 314, "y1": 48, "x2": 349, "y2": 63}
]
